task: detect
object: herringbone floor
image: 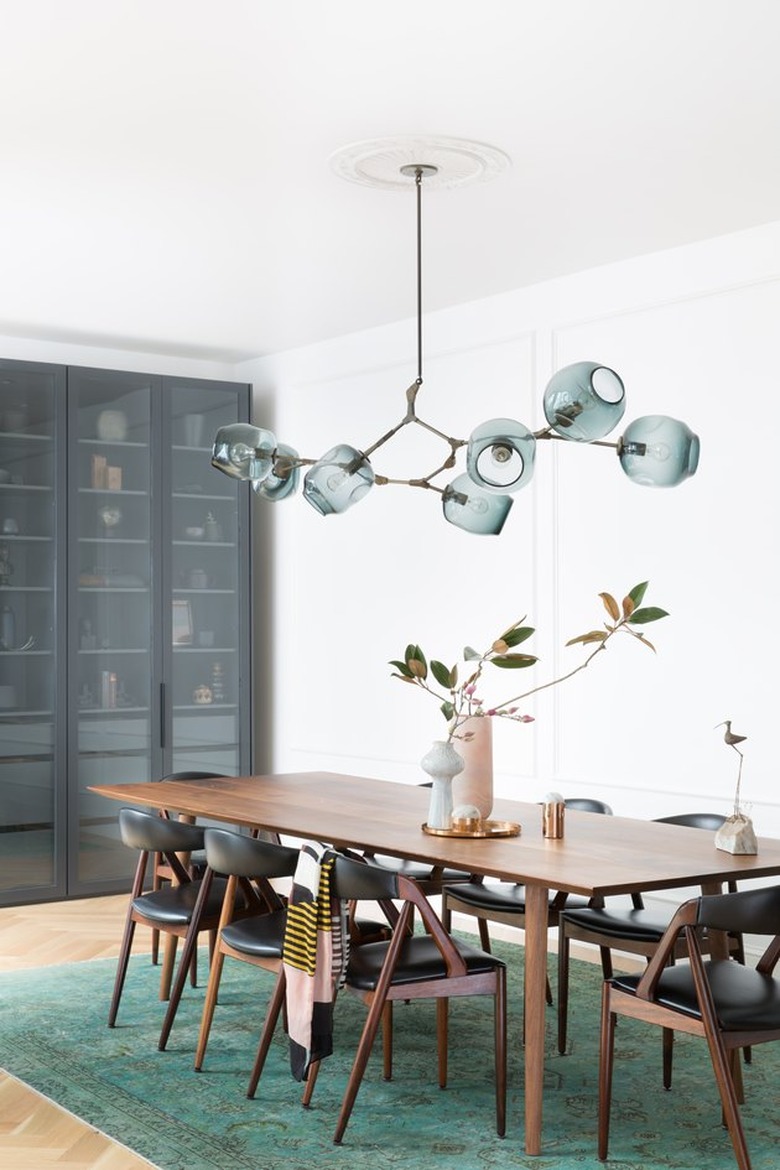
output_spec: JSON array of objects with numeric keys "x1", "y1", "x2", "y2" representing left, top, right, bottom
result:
[{"x1": 0, "y1": 895, "x2": 158, "y2": 1169}]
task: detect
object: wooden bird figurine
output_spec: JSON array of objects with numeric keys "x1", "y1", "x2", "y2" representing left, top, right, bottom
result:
[{"x1": 715, "y1": 720, "x2": 747, "y2": 815}]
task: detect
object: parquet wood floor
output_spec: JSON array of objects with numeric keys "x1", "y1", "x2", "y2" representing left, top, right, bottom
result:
[{"x1": 0, "y1": 895, "x2": 157, "y2": 1169}]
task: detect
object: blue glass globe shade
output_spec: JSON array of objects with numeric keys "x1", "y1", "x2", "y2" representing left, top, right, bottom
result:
[
  {"x1": 466, "y1": 418, "x2": 536, "y2": 493},
  {"x1": 618, "y1": 415, "x2": 700, "y2": 487},
  {"x1": 211, "y1": 424, "x2": 276, "y2": 482},
  {"x1": 442, "y1": 474, "x2": 513, "y2": 535},
  {"x1": 543, "y1": 361, "x2": 626, "y2": 441},
  {"x1": 252, "y1": 443, "x2": 300, "y2": 501},
  {"x1": 303, "y1": 444, "x2": 375, "y2": 515}
]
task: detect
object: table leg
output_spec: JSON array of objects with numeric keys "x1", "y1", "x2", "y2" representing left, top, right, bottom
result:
[{"x1": 523, "y1": 883, "x2": 549, "y2": 1155}]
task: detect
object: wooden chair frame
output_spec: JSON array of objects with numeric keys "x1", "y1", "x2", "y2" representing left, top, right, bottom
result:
[{"x1": 599, "y1": 885, "x2": 780, "y2": 1169}]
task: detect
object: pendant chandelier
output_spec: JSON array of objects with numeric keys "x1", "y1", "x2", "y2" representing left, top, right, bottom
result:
[{"x1": 211, "y1": 136, "x2": 700, "y2": 535}]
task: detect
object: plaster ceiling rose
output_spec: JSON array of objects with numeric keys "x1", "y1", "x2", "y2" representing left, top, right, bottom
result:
[{"x1": 329, "y1": 134, "x2": 512, "y2": 191}]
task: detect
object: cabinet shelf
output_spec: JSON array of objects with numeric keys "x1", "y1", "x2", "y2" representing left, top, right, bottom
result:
[
  {"x1": 0, "y1": 483, "x2": 52, "y2": 493},
  {"x1": 79, "y1": 487, "x2": 149, "y2": 498},
  {"x1": 0, "y1": 586, "x2": 53, "y2": 593},
  {"x1": 79, "y1": 648, "x2": 150, "y2": 656},
  {"x1": 79, "y1": 438, "x2": 148, "y2": 450},
  {"x1": 174, "y1": 703, "x2": 238, "y2": 712},
  {"x1": 0, "y1": 649, "x2": 51, "y2": 658},
  {"x1": 173, "y1": 646, "x2": 236, "y2": 654}
]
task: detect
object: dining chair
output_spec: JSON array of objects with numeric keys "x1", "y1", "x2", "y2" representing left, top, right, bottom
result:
[
  {"x1": 556, "y1": 811, "x2": 746, "y2": 1061},
  {"x1": 150, "y1": 771, "x2": 230, "y2": 969},
  {"x1": 249, "y1": 853, "x2": 507, "y2": 1145},
  {"x1": 188, "y1": 828, "x2": 300, "y2": 1068},
  {"x1": 186, "y1": 829, "x2": 394, "y2": 1069},
  {"x1": 441, "y1": 797, "x2": 616, "y2": 1005},
  {"x1": 598, "y1": 883, "x2": 780, "y2": 1169},
  {"x1": 108, "y1": 807, "x2": 237, "y2": 1036}
]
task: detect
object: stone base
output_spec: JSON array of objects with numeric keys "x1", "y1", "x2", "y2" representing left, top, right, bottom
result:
[{"x1": 714, "y1": 814, "x2": 758, "y2": 855}]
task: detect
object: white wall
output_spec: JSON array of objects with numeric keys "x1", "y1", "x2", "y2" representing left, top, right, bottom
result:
[{"x1": 237, "y1": 219, "x2": 780, "y2": 844}]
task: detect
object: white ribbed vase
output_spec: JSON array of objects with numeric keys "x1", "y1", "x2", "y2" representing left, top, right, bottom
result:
[{"x1": 421, "y1": 739, "x2": 464, "y2": 829}]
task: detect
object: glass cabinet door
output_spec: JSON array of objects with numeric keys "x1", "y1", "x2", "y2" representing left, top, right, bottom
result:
[
  {"x1": 165, "y1": 379, "x2": 251, "y2": 776},
  {"x1": 0, "y1": 362, "x2": 66, "y2": 903},
  {"x1": 68, "y1": 369, "x2": 155, "y2": 891}
]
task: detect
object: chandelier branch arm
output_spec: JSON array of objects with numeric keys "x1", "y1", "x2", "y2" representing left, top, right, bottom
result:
[{"x1": 533, "y1": 427, "x2": 621, "y2": 451}]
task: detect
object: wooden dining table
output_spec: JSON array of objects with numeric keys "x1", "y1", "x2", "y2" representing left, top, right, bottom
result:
[{"x1": 91, "y1": 770, "x2": 780, "y2": 1155}]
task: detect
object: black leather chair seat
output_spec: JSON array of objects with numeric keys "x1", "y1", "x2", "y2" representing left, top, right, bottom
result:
[
  {"x1": 346, "y1": 934, "x2": 504, "y2": 991},
  {"x1": 562, "y1": 905, "x2": 674, "y2": 942},
  {"x1": 451, "y1": 880, "x2": 590, "y2": 915},
  {"x1": 611, "y1": 960, "x2": 780, "y2": 1031},
  {"x1": 369, "y1": 855, "x2": 470, "y2": 884},
  {"x1": 131, "y1": 876, "x2": 232, "y2": 926},
  {"x1": 221, "y1": 909, "x2": 287, "y2": 958}
]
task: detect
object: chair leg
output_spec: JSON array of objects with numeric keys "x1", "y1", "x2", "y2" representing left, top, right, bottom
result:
[
  {"x1": 436, "y1": 997, "x2": 448, "y2": 1089},
  {"x1": 704, "y1": 1034, "x2": 751, "y2": 1170},
  {"x1": 597, "y1": 982, "x2": 616, "y2": 1161},
  {"x1": 108, "y1": 916, "x2": 137, "y2": 1027},
  {"x1": 662, "y1": 1027, "x2": 674, "y2": 1089},
  {"x1": 194, "y1": 950, "x2": 227, "y2": 1069},
  {"x1": 247, "y1": 968, "x2": 287, "y2": 1099},
  {"x1": 477, "y1": 916, "x2": 492, "y2": 952},
  {"x1": 557, "y1": 922, "x2": 571, "y2": 1054},
  {"x1": 494, "y1": 967, "x2": 507, "y2": 1138},
  {"x1": 382, "y1": 1001, "x2": 393, "y2": 1081},
  {"x1": 333, "y1": 987, "x2": 389, "y2": 1144}
]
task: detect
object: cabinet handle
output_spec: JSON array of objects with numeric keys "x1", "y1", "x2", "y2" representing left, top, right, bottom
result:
[{"x1": 159, "y1": 682, "x2": 166, "y2": 749}]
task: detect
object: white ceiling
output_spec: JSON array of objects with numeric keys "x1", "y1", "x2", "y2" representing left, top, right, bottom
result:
[{"x1": 1, "y1": 0, "x2": 779, "y2": 363}]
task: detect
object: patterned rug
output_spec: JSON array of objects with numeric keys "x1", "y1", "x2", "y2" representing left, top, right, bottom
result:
[{"x1": 0, "y1": 942, "x2": 776, "y2": 1170}]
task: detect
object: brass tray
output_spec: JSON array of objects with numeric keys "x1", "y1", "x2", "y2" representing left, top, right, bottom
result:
[{"x1": 422, "y1": 819, "x2": 521, "y2": 839}]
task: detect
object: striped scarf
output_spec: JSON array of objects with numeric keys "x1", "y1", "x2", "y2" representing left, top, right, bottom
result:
[{"x1": 282, "y1": 841, "x2": 349, "y2": 1081}]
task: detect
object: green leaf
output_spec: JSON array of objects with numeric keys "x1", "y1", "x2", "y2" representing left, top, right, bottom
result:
[
  {"x1": 431, "y1": 659, "x2": 457, "y2": 689},
  {"x1": 628, "y1": 581, "x2": 649, "y2": 607},
  {"x1": 627, "y1": 606, "x2": 669, "y2": 625},
  {"x1": 440, "y1": 700, "x2": 455, "y2": 721},
  {"x1": 463, "y1": 645, "x2": 482, "y2": 661},
  {"x1": 490, "y1": 653, "x2": 538, "y2": 669},
  {"x1": 501, "y1": 625, "x2": 535, "y2": 647},
  {"x1": 599, "y1": 592, "x2": 620, "y2": 622},
  {"x1": 389, "y1": 659, "x2": 414, "y2": 679}
]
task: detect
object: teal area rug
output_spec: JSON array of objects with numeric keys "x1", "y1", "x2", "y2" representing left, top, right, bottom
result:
[{"x1": 0, "y1": 942, "x2": 777, "y2": 1170}]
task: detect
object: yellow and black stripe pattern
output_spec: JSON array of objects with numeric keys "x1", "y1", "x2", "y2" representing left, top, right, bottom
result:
[{"x1": 282, "y1": 851, "x2": 336, "y2": 976}]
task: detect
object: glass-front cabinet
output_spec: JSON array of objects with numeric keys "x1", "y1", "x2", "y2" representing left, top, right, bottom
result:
[{"x1": 0, "y1": 360, "x2": 252, "y2": 905}]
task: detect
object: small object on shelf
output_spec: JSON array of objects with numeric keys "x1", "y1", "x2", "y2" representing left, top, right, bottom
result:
[
  {"x1": 100, "y1": 670, "x2": 118, "y2": 709},
  {"x1": 188, "y1": 567, "x2": 209, "y2": 589},
  {"x1": 0, "y1": 603, "x2": 16, "y2": 650},
  {"x1": 90, "y1": 454, "x2": 108, "y2": 488},
  {"x1": 172, "y1": 599, "x2": 193, "y2": 645},
  {"x1": 79, "y1": 618, "x2": 97, "y2": 651},
  {"x1": 96, "y1": 410, "x2": 128, "y2": 442},
  {"x1": 184, "y1": 526, "x2": 205, "y2": 540},
  {"x1": 4, "y1": 403, "x2": 29, "y2": 432},
  {"x1": 106, "y1": 465, "x2": 122, "y2": 491},
  {"x1": 2, "y1": 518, "x2": 19, "y2": 535},
  {"x1": 204, "y1": 511, "x2": 222, "y2": 542},
  {"x1": 0, "y1": 543, "x2": 13, "y2": 585},
  {"x1": 0, "y1": 469, "x2": 10, "y2": 484},
  {"x1": 210, "y1": 661, "x2": 225, "y2": 702},
  {"x1": 193, "y1": 684, "x2": 213, "y2": 704},
  {"x1": 183, "y1": 413, "x2": 205, "y2": 447},
  {"x1": 97, "y1": 505, "x2": 122, "y2": 534}
]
